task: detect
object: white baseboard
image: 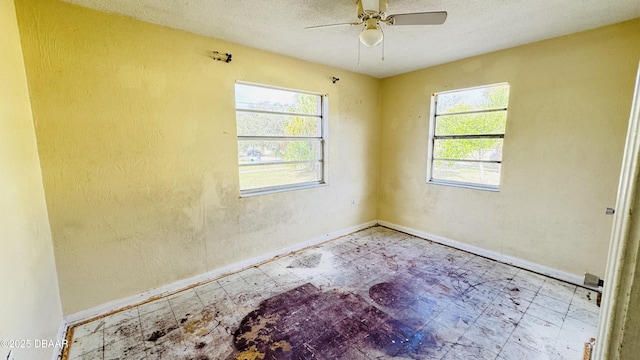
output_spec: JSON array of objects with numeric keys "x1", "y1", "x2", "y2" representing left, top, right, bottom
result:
[
  {"x1": 65, "y1": 220, "x2": 377, "y2": 326},
  {"x1": 65, "y1": 218, "x2": 592, "y2": 327},
  {"x1": 51, "y1": 319, "x2": 67, "y2": 360},
  {"x1": 378, "y1": 220, "x2": 587, "y2": 288}
]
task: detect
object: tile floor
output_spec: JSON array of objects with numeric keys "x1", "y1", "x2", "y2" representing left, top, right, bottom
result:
[{"x1": 65, "y1": 226, "x2": 600, "y2": 359}]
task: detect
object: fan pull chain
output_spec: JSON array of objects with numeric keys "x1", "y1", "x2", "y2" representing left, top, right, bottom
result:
[
  {"x1": 381, "y1": 28, "x2": 385, "y2": 61},
  {"x1": 357, "y1": 37, "x2": 361, "y2": 66}
]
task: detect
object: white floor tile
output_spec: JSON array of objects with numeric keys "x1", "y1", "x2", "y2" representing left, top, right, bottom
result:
[
  {"x1": 64, "y1": 226, "x2": 600, "y2": 360},
  {"x1": 72, "y1": 320, "x2": 105, "y2": 340},
  {"x1": 104, "y1": 316, "x2": 142, "y2": 345},
  {"x1": 538, "y1": 278, "x2": 576, "y2": 304},
  {"x1": 102, "y1": 308, "x2": 139, "y2": 329},
  {"x1": 567, "y1": 303, "x2": 599, "y2": 325},
  {"x1": 556, "y1": 317, "x2": 598, "y2": 353},
  {"x1": 509, "y1": 314, "x2": 561, "y2": 351},
  {"x1": 509, "y1": 271, "x2": 546, "y2": 292},
  {"x1": 532, "y1": 294, "x2": 570, "y2": 314},
  {"x1": 136, "y1": 299, "x2": 170, "y2": 316},
  {"x1": 525, "y1": 302, "x2": 566, "y2": 327},
  {"x1": 68, "y1": 331, "x2": 104, "y2": 359},
  {"x1": 499, "y1": 340, "x2": 548, "y2": 360}
]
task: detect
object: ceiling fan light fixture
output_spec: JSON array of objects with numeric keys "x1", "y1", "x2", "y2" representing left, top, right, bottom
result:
[
  {"x1": 359, "y1": 20, "x2": 383, "y2": 47},
  {"x1": 306, "y1": 1, "x2": 448, "y2": 52}
]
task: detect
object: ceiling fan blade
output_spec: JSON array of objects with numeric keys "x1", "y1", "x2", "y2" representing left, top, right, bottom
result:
[
  {"x1": 388, "y1": 11, "x2": 447, "y2": 26},
  {"x1": 379, "y1": 0, "x2": 388, "y2": 15},
  {"x1": 305, "y1": 22, "x2": 362, "y2": 30},
  {"x1": 360, "y1": 0, "x2": 379, "y2": 12}
]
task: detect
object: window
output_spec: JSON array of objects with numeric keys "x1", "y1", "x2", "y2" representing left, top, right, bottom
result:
[
  {"x1": 235, "y1": 82, "x2": 327, "y2": 195},
  {"x1": 427, "y1": 83, "x2": 510, "y2": 190}
]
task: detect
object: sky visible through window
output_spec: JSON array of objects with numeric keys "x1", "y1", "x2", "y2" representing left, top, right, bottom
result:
[
  {"x1": 236, "y1": 84, "x2": 301, "y2": 112},
  {"x1": 437, "y1": 84, "x2": 509, "y2": 113}
]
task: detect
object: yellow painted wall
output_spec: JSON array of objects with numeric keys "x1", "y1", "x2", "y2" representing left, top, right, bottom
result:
[
  {"x1": 13, "y1": 0, "x2": 640, "y2": 317},
  {"x1": 379, "y1": 19, "x2": 640, "y2": 277},
  {"x1": 15, "y1": 0, "x2": 380, "y2": 314},
  {"x1": 0, "y1": 0, "x2": 63, "y2": 358}
]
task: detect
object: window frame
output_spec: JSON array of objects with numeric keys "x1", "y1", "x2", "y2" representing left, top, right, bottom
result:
[
  {"x1": 235, "y1": 81, "x2": 328, "y2": 196},
  {"x1": 426, "y1": 83, "x2": 509, "y2": 191}
]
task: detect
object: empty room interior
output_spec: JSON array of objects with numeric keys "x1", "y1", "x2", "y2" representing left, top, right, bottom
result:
[{"x1": 4, "y1": 0, "x2": 640, "y2": 359}]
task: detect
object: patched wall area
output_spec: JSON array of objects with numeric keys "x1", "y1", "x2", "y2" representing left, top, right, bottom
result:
[
  {"x1": 15, "y1": 0, "x2": 380, "y2": 315},
  {"x1": 379, "y1": 19, "x2": 640, "y2": 278}
]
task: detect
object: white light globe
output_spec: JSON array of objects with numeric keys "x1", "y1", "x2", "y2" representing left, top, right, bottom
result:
[{"x1": 359, "y1": 28, "x2": 383, "y2": 48}]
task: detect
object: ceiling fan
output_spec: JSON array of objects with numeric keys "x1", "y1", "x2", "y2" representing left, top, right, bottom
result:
[{"x1": 306, "y1": 0, "x2": 447, "y2": 48}]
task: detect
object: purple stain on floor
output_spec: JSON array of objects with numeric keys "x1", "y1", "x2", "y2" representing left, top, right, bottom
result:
[
  {"x1": 226, "y1": 283, "x2": 440, "y2": 359},
  {"x1": 369, "y1": 282, "x2": 416, "y2": 309},
  {"x1": 65, "y1": 228, "x2": 600, "y2": 359}
]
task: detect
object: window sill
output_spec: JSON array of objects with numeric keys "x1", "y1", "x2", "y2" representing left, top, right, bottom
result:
[
  {"x1": 240, "y1": 182, "x2": 327, "y2": 197},
  {"x1": 427, "y1": 179, "x2": 500, "y2": 192}
]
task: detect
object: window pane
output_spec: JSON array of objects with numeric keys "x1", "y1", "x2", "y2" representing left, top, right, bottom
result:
[
  {"x1": 239, "y1": 162, "x2": 322, "y2": 190},
  {"x1": 432, "y1": 160, "x2": 501, "y2": 187},
  {"x1": 235, "y1": 83, "x2": 321, "y2": 115},
  {"x1": 235, "y1": 82, "x2": 326, "y2": 194},
  {"x1": 238, "y1": 139, "x2": 322, "y2": 164},
  {"x1": 236, "y1": 112, "x2": 321, "y2": 137},
  {"x1": 435, "y1": 111, "x2": 507, "y2": 136},
  {"x1": 436, "y1": 84, "x2": 509, "y2": 114},
  {"x1": 434, "y1": 138, "x2": 503, "y2": 161}
]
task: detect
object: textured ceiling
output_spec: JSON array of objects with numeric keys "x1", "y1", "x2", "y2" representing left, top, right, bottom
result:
[{"x1": 61, "y1": 0, "x2": 640, "y2": 78}]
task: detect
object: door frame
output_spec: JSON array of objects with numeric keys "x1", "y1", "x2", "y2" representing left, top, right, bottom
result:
[{"x1": 594, "y1": 60, "x2": 640, "y2": 360}]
